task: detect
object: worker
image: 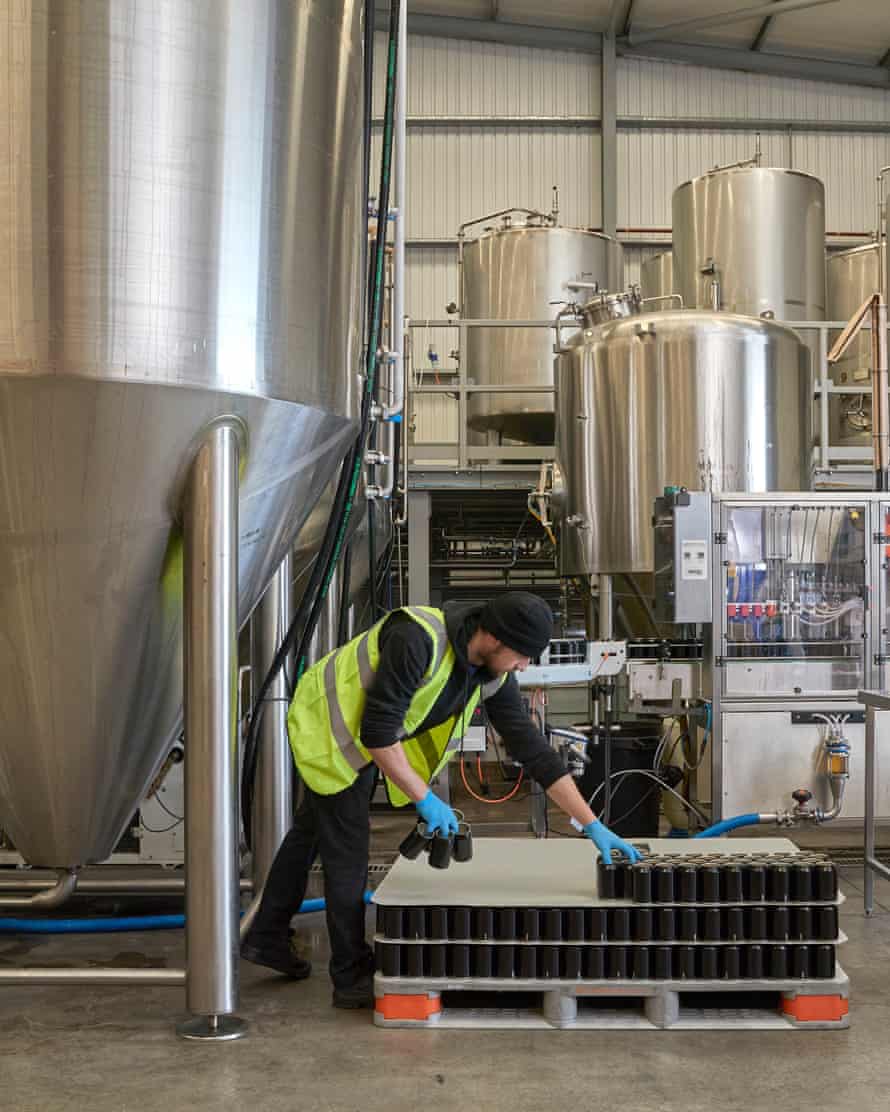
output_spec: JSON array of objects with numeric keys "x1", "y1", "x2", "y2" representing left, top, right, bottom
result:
[{"x1": 241, "y1": 592, "x2": 640, "y2": 1008}]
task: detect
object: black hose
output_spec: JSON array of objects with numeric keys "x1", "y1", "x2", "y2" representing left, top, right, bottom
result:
[
  {"x1": 337, "y1": 541, "x2": 353, "y2": 646},
  {"x1": 241, "y1": 0, "x2": 402, "y2": 845}
]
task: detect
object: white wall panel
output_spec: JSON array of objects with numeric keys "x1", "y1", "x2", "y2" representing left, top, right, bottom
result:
[
  {"x1": 619, "y1": 57, "x2": 890, "y2": 123},
  {"x1": 793, "y1": 133, "x2": 890, "y2": 234}
]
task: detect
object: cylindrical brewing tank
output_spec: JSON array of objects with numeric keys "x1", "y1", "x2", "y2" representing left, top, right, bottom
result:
[
  {"x1": 826, "y1": 241, "x2": 882, "y2": 446},
  {"x1": 672, "y1": 167, "x2": 826, "y2": 320},
  {"x1": 640, "y1": 251, "x2": 674, "y2": 304},
  {"x1": 0, "y1": 1, "x2": 363, "y2": 867},
  {"x1": 557, "y1": 311, "x2": 809, "y2": 575},
  {"x1": 462, "y1": 218, "x2": 623, "y2": 444}
]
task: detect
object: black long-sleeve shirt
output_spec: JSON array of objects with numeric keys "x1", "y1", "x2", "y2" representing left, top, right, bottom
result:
[{"x1": 359, "y1": 602, "x2": 566, "y2": 790}]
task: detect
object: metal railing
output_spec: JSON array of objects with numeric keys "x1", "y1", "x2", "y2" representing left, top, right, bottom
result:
[{"x1": 406, "y1": 316, "x2": 890, "y2": 480}]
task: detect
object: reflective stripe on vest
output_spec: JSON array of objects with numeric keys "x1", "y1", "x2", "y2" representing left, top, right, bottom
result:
[{"x1": 287, "y1": 606, "x2": 506, "y2": 800}]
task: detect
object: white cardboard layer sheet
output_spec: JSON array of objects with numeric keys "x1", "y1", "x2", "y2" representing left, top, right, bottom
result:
[{"x1": 372, "y1": 837, "x2": 806, "y2": 909}]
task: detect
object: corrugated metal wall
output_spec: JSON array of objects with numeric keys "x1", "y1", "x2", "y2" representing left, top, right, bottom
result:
[{"x1": 376, "y1": 36, "x2": 890, "y2": 444}]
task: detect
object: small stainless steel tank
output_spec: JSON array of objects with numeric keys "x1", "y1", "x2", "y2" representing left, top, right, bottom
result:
[
  {"x1": 556, "y1": 310, "x2": 809, "y2": 575},
  {"x1": 640, "y1": 250, "x2": 674, "y2": 305},
  {"x1": 826, "y1": 241, "x2": 882, "y2": 447},
  {"x1": 461, "y1": 215, "x2": 623, "y2": 445}
]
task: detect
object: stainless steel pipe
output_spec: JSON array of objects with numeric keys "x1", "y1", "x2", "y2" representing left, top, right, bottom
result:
[
  {"x1": 0, "y1": 968, "x2": 186, "y2": 986},
  {"x1": 0, "y1": 869, "x2": 77, "y2": 909},
  {"x1": 251, "y1": 557, "x2": 294, "y2": 893},
  {"x1": 179, "y1": 420, "x2": 246, "y2": 1042},
  {"x1": 0, "y1": 873, "x2": 253, "y2": 894}
]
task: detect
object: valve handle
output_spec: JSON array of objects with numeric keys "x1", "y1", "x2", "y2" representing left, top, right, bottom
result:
[{"x1": 791, "y1": 788, "x2": 812, "y2": 806}]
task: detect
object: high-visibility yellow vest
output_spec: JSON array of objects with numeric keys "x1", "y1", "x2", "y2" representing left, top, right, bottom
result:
[{"x1": 287, "y1": 605, "x2": 506, "y2": 803}]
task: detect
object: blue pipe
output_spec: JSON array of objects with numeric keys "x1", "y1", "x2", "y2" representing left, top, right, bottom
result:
[
  {"x1": 695, "y1": 813, "x2": 762, "y2": 838},
  {"x1": 0, "y1": 890, "x2": 374, "y2": 934}
]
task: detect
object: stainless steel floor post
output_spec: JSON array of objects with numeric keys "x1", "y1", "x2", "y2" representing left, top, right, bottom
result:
[
  {"x1": 865, "y1": 703, "x2": 876, "y2": 915},
  {"x1": 178, "y1": 420, "x2": 247, "y2": 1042},
  {"x1": 251, "y1": 556, "x2": 294, "y2": 893}
]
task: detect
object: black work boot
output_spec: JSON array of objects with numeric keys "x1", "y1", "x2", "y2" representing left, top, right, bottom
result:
[
  {"x1": 332, "y1": 975, "x2": 375, "y2": 1010},
  {"x1": 241, "y1": 931, "x2": 311, "y2": 980}
]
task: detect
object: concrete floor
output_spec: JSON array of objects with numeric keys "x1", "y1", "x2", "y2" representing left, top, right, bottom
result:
[{"x1": 1, "y1": 854, "x2": 889, "y2": 1112}]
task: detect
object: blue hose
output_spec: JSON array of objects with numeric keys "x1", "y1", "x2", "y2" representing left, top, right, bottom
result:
[
  {"x1": 0, "y1": 890, "x2": 374, "y2": 934},
  {"x1": 695, "y1": 813, "x2": 762, "y2": 838}
]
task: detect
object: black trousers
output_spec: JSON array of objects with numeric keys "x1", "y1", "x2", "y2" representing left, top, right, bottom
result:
[{"x1": 248, "y1": 764, "x2": 377, "y2": 990}]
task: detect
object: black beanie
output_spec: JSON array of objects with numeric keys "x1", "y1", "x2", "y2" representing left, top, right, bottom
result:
[{"x1": 479, "y1": 592, "x2": 553, "y2": 659}]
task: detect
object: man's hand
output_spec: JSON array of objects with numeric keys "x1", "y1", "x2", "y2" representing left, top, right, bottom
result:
[
  {"x1": 415, "y1": 790, "x2": 459, "y2": 836},
  {"x1": 583, "y1": 819, "x2": 642, "y2": 865}
]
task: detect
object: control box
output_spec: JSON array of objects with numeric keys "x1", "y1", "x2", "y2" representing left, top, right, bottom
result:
[{"x1": 653, "y1": 489, "x2": 712, "y2": 624}]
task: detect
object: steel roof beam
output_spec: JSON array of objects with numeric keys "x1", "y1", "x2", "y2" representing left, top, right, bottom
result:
[{"x1": 624, "y1": 0, "x2": 839, "y2": 48}]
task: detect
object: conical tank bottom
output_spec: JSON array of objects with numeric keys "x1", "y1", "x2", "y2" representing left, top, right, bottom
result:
[{"x1": 0, "y1": 377, "x2": 355, "y2": 867}]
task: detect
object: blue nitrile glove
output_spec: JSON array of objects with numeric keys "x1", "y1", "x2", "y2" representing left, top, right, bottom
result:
[
  {"x1": 583, "y1": 819, "x2": 642, "y2": 865},
  {"x1": 415, "y1": 790, "x2": 459, "y2": 837}
]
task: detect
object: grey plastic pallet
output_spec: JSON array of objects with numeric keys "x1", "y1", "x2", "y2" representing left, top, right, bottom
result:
[{"x1": 374, "y1": 967, "x2": 850, "y2": 1031}]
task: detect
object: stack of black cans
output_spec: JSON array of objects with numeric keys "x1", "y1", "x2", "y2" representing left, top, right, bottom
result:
[{"x1": 374, "y1": 851, "x2": 841, "y2": 982}]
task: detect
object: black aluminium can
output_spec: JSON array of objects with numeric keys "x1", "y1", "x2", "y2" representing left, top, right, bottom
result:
[
  {"x1": 473, "y1": 946, "x2": 493, "y2": 978},
  {"x1": 815, "y1": 905, "x2": 839, "y2": 940},
  {"x1": 607, "y1": 947, "x2": 628, "y2": 979},
  {"x1": 745, "y1": 863, "x2": 767, "y2": 902},
  {"x1": 585, "y1": 947, "x2": 605, "y2": 979},
  {"x1": 677, "y1": 865, "x2": 698, "y2": 903},
  {"x1": 771, "y1": 906, "x2": 791, "y2": 942},
  {"x1": 406, "y1": 908, "x2": 425, "y2": 939},
  {"x1": 748, "y1": 906, "x2": 768, "y2": 941},
  {"x1": 633, "y1": 866, "x2": 653, "y2": 904},
  {"x1": 428, "y1": 833, "x2": 454, "y2": 870},
  {"x1": 722, "y1": 946, "x2": 741, "y2": 980},
  {"x1": 722, "y1": 865, "x2": 744, "y2": 903},
  {"x1": 657, "y1": 907, "x2": 676, "y2": 941},
  {"x1": 675, "y1": 946, "x2": 695, "y2": 978},
  {"x1": 746, "y1": 944, "x2": 764, "y2": 978},
  {"x1": 563, "y1": 947, "x2": 583, "y2": 979},
  {"x1": 378, "y1": 942, "x2": 400, "y2": 977},
  {"x1": 791, "y1": 945, "x2": 809, "y2": 978},
  {"x1": 791, "y1": 863, "x2": 813, "y2": 902},
  {"x1": 539, "y1": 947, "x2": 560, "y2": 979},
  {"x1": 496, "y1": 946, "x2": 515, "y2": 978},
  {"x1": 700, "y1": 865, "x2": 721, "y2": 903},
  {"x1": 520, "y1": 909, "x2": 540, "y2": 941},
  {"x1": 793, "y1": 907, "x2": 814, "y2": 942},
  {"x1": 703, "y1": 907, "x2": 722, "y2": 941},
  {"x1": 654, "y1": 864, "x2": 675, "y2": 903},
  {"x1": 768, "y1": 863, "x2": 790, "y2": 903},
  {"x1": 725, "y1": 907, "x2": 744, "y2": 942},
  {"x1": 769, "y1": 945, "x2": 788, "y2": 979},
  {"x1": 610, "y1": 908, "x2": 631, "y2": 941},
  {"x1": 654, "y1": 946, "x2": 673, "y2": 979},
  {"x1": 699, "y1": 947, "x2": 719, "y2": 980},
  {"x1": 428, "y1": 908, "x2": 448, "y2": 940},
  {"x1": 815, "y1": 863, "x2": 838, "y2": 901},
  {"x1": 598, "y1": 862, "x2": 619, "y2": 899},
  {"x1": 428, "y1": 945, "x2": 447, "y2": 978},
  {"x1": 588, "y1": 909, "x2": 607, "y2": 941},
  {"x1": 544, "y1": 909, "x2": 563, "y2": 941},
  {"x1": 404, "y1": 945, "x2": 424, "y2": 977},
  {"x1": 382, "y1": 907, "x2": 403, "y2": 938},
  {"x1": 450, "y1": 907, "x2": 471, "y2": 939},
  {"x1": 496, "y1": 908, "x2": 517, "y2": 940},
  {"x1": 451, "y1": 944, "x2": 471, "y2": 978},
  {"x1": 518, "y1": 946, "x2": 537, "y2": 979},
  {"x1": 566, "y1": 908, "x2": 586, "y2": 941},
  {"x1": 633, "y1": 908, "x2": 654, "y2": 942},
  {"x1": 475, "y1": 908, "x2": 494, "y2": 940},
  {"x1": 452, "y1": 827, "x2": 473, "y2": 863},
  {"x1": 633, "y1": 948, "x2": 651, "y2": 979},
  {"x1": 399, "y1": 824, "x2": 432, "y2": 860},
  {"x1": 814, "y1": 945, "x2": 836, "y2": 978},
  {"x1": 679, "y1": 907, "x2": 698, "y2": 941}
]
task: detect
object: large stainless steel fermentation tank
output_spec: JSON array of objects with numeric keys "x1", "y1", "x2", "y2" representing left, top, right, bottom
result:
[
  {"x1": 672, "y1": 165, "x2": 826, "y2": 320},
  {"x1": 557, "y1": 308, "x2": 809, "y2": 575},
  {"x1": 461, "y1": 215, "x2": 623, "y2": 445},
  {"x1": 0, "y1": 0, "x2": 364, "y2": 1037},
  {"x1": 640, "y1": 251, "x2": 675, "y2": 303}
]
